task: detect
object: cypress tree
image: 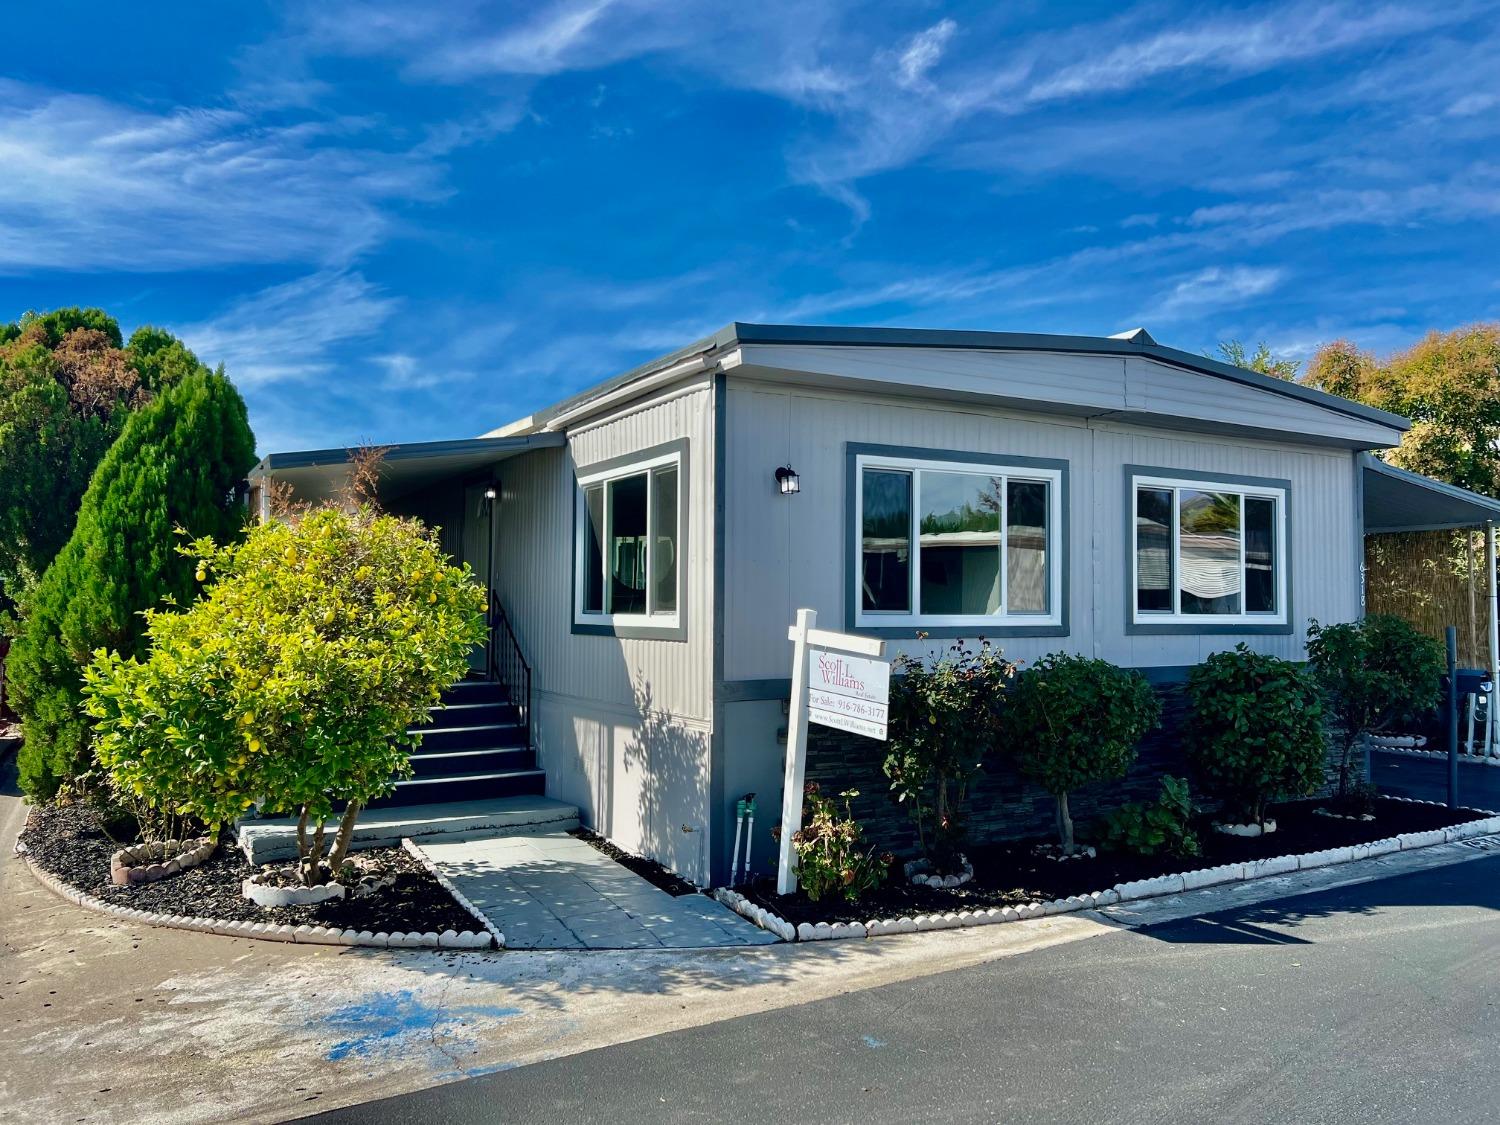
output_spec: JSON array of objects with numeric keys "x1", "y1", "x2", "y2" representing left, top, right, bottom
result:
[{"x1": 9, "y1": 369, "x2": 256, "y2": 798}]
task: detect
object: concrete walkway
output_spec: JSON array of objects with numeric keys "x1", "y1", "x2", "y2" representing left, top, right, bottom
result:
[{"x1": 414, "y1": 833, "x2": 778, "y2": 949}]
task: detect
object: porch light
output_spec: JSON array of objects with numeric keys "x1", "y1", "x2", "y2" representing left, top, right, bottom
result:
[
  {"x1": 483, "y1": 486, "x2": 497, "y2": 501},
  {"x1": 775, "y1": 466, "x2": 800, "y2": 496}
]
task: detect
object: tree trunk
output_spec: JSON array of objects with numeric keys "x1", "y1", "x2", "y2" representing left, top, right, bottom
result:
[
  {"x1": 326, "y1": 801, "x2": 364, "y2": 877},
  {"x1": 294, "y1": 806, "x2": 310, "y2": 880},
  {"x1": 1056, "y1": 791, "x2": 1074, "y2": 854}
]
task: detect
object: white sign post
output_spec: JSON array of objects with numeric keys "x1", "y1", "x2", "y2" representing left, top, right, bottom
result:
[{"x1": 777, "y1": 608, "x2": 889, "y2": 895}]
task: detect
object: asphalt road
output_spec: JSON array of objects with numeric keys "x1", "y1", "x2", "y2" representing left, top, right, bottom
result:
[
  {"x1": 302, "y1": 852, "x2": 1500, "y2": 1125},
  {"x1": 1374, "y1": 751, "x2": 1500, "y2": 810}
]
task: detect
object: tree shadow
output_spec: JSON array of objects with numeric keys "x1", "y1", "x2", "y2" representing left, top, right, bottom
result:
[{"x1": 622, "y1": 679, "x2": 710, "y2": 885}]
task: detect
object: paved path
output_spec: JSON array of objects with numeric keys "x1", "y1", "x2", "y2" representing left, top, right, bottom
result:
[
  {"x1": 414, "y1": 833, "x2": 777, "y2": 949},
  {"x1": 1373, "y1": 750, "x2": 1500, "y2": 810},
  {"x1": 305, "y1": 853, "x2": 1500, "y2": 1125}
]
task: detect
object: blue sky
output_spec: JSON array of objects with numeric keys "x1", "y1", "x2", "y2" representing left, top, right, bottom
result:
[{"x1": 3, "y1": 1, "x2": 1498, "y2": 454}]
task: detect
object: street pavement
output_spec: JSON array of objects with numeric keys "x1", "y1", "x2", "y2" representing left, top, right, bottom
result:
[
  {"x1": 303, "y1": 852, "x2": 1500, "y2": 1125},
  {"x1": 1373, "y1": 751, "x2": 1500, "y2": 810}
]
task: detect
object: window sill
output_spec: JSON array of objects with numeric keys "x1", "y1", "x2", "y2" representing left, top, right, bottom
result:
[
  {"x1": 850, "y1": 621, "x2": 1069, "y2": 639},
  {"x1": 1126, "y1": 619, "x2": 1293, "y2": 636},
  {"x1": 572, "y1": 618, "x2": 688, "y2": 641}
]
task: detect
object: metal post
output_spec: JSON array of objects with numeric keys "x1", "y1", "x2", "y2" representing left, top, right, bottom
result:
[
  {"x1": 777, "y1": 608, "x2": 815, "y2": 896},
  {"x1": 1487, "y1": 523, "x2": 1498, "y2": 757},
  {"x1": 1447, "y1": 625, "x2": 1459, "y2": 809}
]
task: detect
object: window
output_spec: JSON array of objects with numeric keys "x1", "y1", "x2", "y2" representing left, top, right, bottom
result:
[
  {"x1": 853, "y1": 452, "x2": 1064, "y2": 629},
  {"x1": 576, "y1": 448, "x2": 682, "y2": 630},
  {"x1": 1130, "y1": 472, "x2": 1286, "y2": 627}
]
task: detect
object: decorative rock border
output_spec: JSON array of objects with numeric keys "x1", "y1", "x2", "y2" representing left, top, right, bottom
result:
[
  {"x1": 1373, "y1": 744, "x2": 1500, "y2": 767},
  {"x1": 1213, "y1": 819, "x2": 1276, "y2": 837},
  {"x1": 111, "y1": 837, "x2": 217, "y2": 886},
  {"x1": 717, "y1": 806, "x2": 1500, "y2": 943},
  {"x1": 401, "y1": 838, "x2": 506, "y2": 949},
  {"x1": 16, "y1": 840, "x2": 495, "y2": 950},
  {"x1": 242, "y1": 874, "x2": 346, "y2": 908},
  {"x1": 904, "y1": 854, "x2": 974, "y2": 888}
]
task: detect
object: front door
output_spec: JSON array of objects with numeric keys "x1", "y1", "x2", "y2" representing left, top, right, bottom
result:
[{"x1": 461, "y1": 481, "x2": 495, "y2": 675}]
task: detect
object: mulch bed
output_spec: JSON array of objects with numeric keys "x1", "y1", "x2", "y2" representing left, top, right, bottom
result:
[
  {"x1": 571, "y1": 827, "x2": 698, "y2": 896},
  {"x1": 738, "y1": 796, "x2": 1489, "y2": 926},
  {"x1": 19, "y1": 800, "x2": 476, "y2": 933}
]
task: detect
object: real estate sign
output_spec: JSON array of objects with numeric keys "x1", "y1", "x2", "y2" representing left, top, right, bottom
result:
[
  {"x1": 806, "y1": 648, "x2": 889, "y2": 740},
  {"x1": 777, "y1": 609, "x2": 890, "y2": 894}
]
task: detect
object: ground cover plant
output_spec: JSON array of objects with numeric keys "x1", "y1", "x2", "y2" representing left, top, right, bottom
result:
[
  {"x1": 883, "y1": 638, "x2": 1014, "y2": 872},
  {"x1": 1185, "y1": 645, "x2": 1327, "y2": 827},
  {"x1": 1306, "y1": 615, "x2": 1445, "y2": 810},
  {"x1": 1004, "y1": 653, "x2": 1161, "y2": 854},
  {"x1": 1096, "y1": 775, "x2": 1201, "y2": 858},
  {"x1": 83, "y1": 501, "x2": 487, "y2": 887}
]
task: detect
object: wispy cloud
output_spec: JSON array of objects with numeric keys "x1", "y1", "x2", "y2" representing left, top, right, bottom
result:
[
  {"x1": 1145, "y1": 265, "x2": 1286, "y2": 321},
  {"x1": 0, "y1": 81, "x2": 445, "y2": 273},
  {"x1": 895, "y1": 19, "x2": 957, "y2": 90}
]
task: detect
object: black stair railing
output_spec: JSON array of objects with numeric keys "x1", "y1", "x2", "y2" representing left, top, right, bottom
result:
[{"x1": 488, "y1": 590, "x2": 532, "y2": 748}]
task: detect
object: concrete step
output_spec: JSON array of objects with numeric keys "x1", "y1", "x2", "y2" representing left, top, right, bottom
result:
[
  {"x1": 412, "y1": 722, "x2": 526, "y2": 751},
  {"x1": 375, "y1": 768, "x2": 546, "y2": 808},
  {"x1": 408, "y1": 746, "x2": 535, "y2": 779},
  {"x1": 237, "y1": 795, "x2": 580, "y2": 865}
]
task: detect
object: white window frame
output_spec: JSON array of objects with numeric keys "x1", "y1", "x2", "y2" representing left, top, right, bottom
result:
[
  {"x1": 852, "y1": 453, "x2": 1065, "y2": 630},
  {"x1": 574, "y1": 449, "x2": 682, "y2": 630},
  {"x1": 1129, "y1": 473, "x2": 1288, "y2": 627}
]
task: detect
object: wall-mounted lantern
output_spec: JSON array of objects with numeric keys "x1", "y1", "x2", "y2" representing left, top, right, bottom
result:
[{"x1": 774, "y1": 466, "x2": 800, "y2": 496}]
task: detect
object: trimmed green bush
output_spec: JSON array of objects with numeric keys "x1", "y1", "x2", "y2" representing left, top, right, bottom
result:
[
  {"x1": 1097, "y1": 775, "x2": 1200, "y2": 858},
  {"x1": 1185, "y1": 645, "x2": 1327, "y2": 825},
  {"x1": 1004, "y1": 653, "x2": 1161, "y2": 853},
  {"x1": 9, "y1": 371, "x2": 255, "y2": 798},
  {"x1": 83, "y1": 506, "x2": 488, "y2": 885},
  {"x1": 1305, "y1": 615, "x2": 1445, "y2": 802}
]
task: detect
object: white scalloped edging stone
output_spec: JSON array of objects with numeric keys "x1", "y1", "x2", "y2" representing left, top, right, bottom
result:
[
  {"x1": 401, "y1": 838, "x2": 504, "y2": 949},
  {"x1": 1373, "y1": 745, "x2": 1500, "y2": 767},
  {"x1": 708, "y1": 808, "x2": 1500, "y2": 943},
  {"x1": 19, "y1": 847, "x2": 495, "y2": 951}
]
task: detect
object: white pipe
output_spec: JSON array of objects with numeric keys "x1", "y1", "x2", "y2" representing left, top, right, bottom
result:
[
  {"x1": 1465, "y1": 693, "x2": 1477, "y2": 756},
  {"x1": 730, "y1": 809, "x2": 745, "y2": 885},
  {"x1": 1489, "y1": 523, "x2": 1499, "y2": 757},
  {"x1": 744, "y1": 812, "x2": 755, "y2": 878},
  {"x1": 543, "y1": 354, "x2": 714, "y2": 431}
]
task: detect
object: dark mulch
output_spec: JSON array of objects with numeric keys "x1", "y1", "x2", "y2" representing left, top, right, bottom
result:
[
  {"x1": 19, "y1": 800, "x2": 476, "y2": 933},
  {"x1": 739, "y1": 796, "x2": 1488, "y2": 926},
  {"x1": 571, "y1": 827, "x2": 698, "y2": 896}
]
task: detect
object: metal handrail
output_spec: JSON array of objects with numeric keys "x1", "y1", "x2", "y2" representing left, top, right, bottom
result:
[{"x1": 489, "y1": 591, "x2": 532, "y2": 748}]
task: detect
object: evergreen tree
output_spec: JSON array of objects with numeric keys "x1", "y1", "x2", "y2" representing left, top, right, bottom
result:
[{"x1": 9, "y1": 370, "x2": 256, "y2": 798}]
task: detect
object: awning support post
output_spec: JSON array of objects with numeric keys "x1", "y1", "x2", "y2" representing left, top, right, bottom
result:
[{"x1": 1488, "y1": 522, "x2": 1498, "y2": 758}]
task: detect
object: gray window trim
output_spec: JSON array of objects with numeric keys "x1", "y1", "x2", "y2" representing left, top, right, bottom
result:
[
  {"x1": 844, "y1": 442, "x2": 1070, "y2": 638},
  {"x1": 1124, "y1": 463, "x2": 1294, "y2": 636},
  {"x1": 571, "y1": 437, "x2": 689, "y2": 641}
]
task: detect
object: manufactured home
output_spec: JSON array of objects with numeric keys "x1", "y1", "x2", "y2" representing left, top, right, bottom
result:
[{"x1": 251, "y1": 323, "x2": 1500, "y2": 884}]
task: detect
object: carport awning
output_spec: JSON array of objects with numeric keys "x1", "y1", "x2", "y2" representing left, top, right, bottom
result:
[
  {"x1": 249, "y1": 433, "x2": 565, "y2": 507},
  {"x1": 1362, "y1": 454, "x2": 1500, "y2": 534}
]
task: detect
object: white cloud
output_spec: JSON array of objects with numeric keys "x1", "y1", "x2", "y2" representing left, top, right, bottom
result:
[
  {"x1": 896, "y1": 19, "x2": 957, "y2": 90},
  {"x1": 1147, "y1": 265, "x2": 1285, "y2": 321},
  {"x1": 177, "y1": 271, "x2": 399, "y2": 387},
  {"x1": 0, "y1": 81, "x2": 445, "y2": 273}
]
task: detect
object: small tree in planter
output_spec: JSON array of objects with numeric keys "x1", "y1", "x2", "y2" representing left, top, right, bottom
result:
[
  {"x1": 1004, "y1": 654, "x2": 1161, "y2": 856},
  {"x1": 883, "y1": 638, "x2": 1014, "y2": 873},
  {"x1": 1185, "y1": 645, "x2": 1327, "y2": 830},
  {"x1": 1305, "y1": 615, "x2": 1444, "y2": 811},
  {"x1": 791, "y1": 784, "x2": 893, "y2": 903},
  {"x1": 82, "y1": 505, "x2": 486, "y2": 887}
]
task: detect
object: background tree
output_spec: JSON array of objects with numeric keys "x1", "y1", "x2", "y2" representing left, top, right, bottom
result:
[
  {"x1": 84, "y1": 506, "x2": 487, "y2": 884},
  {"x1": 0, "y1": 308, "x2": 210, "y2": 614},
  {"x1": 1305, "y1": 324, "x2": 1500, "y2": 495},
  {"x1": 1215, "y1": 339, "x2": 1301, "y2": 381},
  {"x1": 8, "y1": 370, "x2": 255, "y2": 798}
]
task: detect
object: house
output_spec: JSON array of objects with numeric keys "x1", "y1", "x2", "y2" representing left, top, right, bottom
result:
[{"x1": 251, "y1": 323, "x2": 1500, "y2": 885}]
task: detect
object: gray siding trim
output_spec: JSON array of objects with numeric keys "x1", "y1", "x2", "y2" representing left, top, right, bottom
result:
[
  {"x1": 843, "y1": 442, "x2": 1071, "y2": 638},
  {"x1": 1353, "y1": 451, "x2": 1366, "y2": 619},
  {"x1": 709, "y1": 373, "x2": 728, "y2": 880},
  {"x1": 570, "y1": 437, "x2": 690, "y2": 642},
  {"x1": 1123, "y1": 463, "x2": 1295, "y2": 637}
]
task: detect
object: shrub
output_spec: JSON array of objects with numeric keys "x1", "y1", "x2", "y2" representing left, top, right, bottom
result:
[
  {"x1": 1185, "y1": 645, "x2": 1327, "y2": 825},
  {"x1": 9, "y1": 371, "x2": 255, "y2": 798},
  {"x1": 82, "y1": 505, "x2": 487, "y2": 885},
  {"x1": 791, "y1": 784, "x2": 892, "y2": 903},
  {"x1": 884, "y1": 638, "x2": 1014, "y2": 871},
  {"x1": 1306, "y1": 615, "x2": 1445, "y2": 802},
  {"x1": 1004, "y1": 653, "x2": 1161, "y2": 854},
  {"x1": 1097, "y1": 775, "x2": 1201, "y2": 858}
]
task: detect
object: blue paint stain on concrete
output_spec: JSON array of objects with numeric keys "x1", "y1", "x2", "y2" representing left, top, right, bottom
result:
[
  {"x1": 318, "y1": 989, "x2": 521, "y2": 1064},
  {"x1": 862, "y1": 1035, "x2": 887, "y2": 1049}
]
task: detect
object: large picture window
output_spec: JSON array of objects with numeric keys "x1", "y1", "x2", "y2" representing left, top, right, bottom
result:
[
  {"x1": 853, "y1": 451, "x2": 1064, "y2": 629},
  {"x1": 1130, "y1": 472, "x2": 1287, "y2": 627},
  {"x1": 575, "y1": 447, "x2": 682, "y2": 631}
]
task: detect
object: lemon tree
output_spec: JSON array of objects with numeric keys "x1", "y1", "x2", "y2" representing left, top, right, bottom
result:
[{"x1": 82, "y1": 505, "x2": 487, "y2": 885}]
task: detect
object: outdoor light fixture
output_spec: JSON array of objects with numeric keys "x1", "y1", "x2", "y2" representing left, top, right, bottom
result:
[
  {"x1": 483, "y1": 486, "x2": 497, "y2": 501},
  {"x1": 775, "y1": 465, "x2": 800, "y2": 495}
]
